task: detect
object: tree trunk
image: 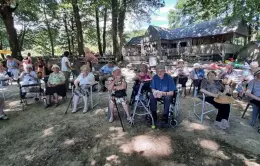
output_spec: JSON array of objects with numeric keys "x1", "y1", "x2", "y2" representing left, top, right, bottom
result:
[
  {"x1": 102, "y1": 8, "x2": 107, "y2": 54},
  {"x1": 111, "y1": 0, "x2": 119, "y2": 61},
  {"x1": 72, "y1": 0, "x2": 84, "y2": 56},
  {"x1": 118, "y1": 0, "x2": 126, "y2": 61},
  {"x1": 70, "y1": 16, "x2": 75, "y2": 54},
  {"x1": 0, "y1": 6, "x2": 21, "y2": 60},
  {"x1": 43, "y1": 2, "x2": 55, "y2": 57},
  {"x1": 0, "y1": 40, "x2": 5, "y2": 60},
  {"x1": 18, "y1": 27, "x2": 27, "y2": 52},
  {"x1": 94, "y1": 0, "x2": 103, "y2": 56},
  {"x1": 64, "y1": 14, "x2": 71, "y2": 54},
  {"x1": 248, "y1": 23, "x2": 252, "y2": 42}
]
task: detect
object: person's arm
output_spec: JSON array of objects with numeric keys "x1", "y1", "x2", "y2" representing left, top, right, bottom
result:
[
  {"x1": 14, "y1": 58, "x2": 22, "y2": 67},
  {"x1": 29, "y1": 72, "x2": 38, "y2": 81},
  {"x1": 58, "y1": 73, "x2": 66, "y2": 85},
  {"x1": 200, "y1": 79, "x2": 219, "y2": 98},
  {"x1": 47, "y1": 74, "x2": 52, "y2": 87},
  {"x1": 74, "y1": 74, "x2": 80, "y2": 88},
  {"x1": 245, "y1": 80, "x2": 260, "y2": 101},
  {"x1": 19, "y1": 72, "x2": 25, "y2": 79},
  {"x1": 107, "y1": 77, "x2": 116, "y2": 91},
  {"x1": 113, "y1": 77, "x2": 127, "y2": 90},
  {"x1": 133, "y1": 73, "x2": 140, "y2": 81},
  {"x1": 65, "y1": 58, "x2": 72, "y2": 70}
]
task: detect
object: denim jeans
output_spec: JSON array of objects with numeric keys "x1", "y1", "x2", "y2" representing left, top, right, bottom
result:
[
  {"x1": 150, "y1": 93, "x2": 173, "y2": 122},
  {"x1": 250, "y1": 103, "x2": 260, "y2": 126}
]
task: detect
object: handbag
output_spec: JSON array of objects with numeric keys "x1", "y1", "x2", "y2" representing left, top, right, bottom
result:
[{"x1": 112, "y1": 89, "x2": 127, "y2": 98}]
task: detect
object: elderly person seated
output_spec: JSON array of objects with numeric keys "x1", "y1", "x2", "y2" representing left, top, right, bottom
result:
[
  {"x1": 19, "y1": 64, "x2": 38, "y2": 99},
  {"x1": 218, "y1": 62, "x2": 238, "y2": 95},
  {"x1": 237, "y1": 61, "x2": 259, "y2": 98},
  {"x1": 0, "y1": 63, "x2": 11, "y2": 86},
  {"x1": 172, "y1": 59, "x2": 189, "y2": 97},
  {"x1": 130, "y1": 64, "x2": 152, "y2": 104},
  {"x1": 190, "y1": 63, "x2": 205, "y2": 92},
  {"x1": 245, "y1": 68, "x2": 260, "y2": 126},
  {"x1": 150, "y1": 65, "x2": 177, "y2": 126},
  {"x1": 6, "y1": 55, "x2": 21, "y2": 80},
  {"x1": 107, "y1": 66, "x2": 132, "y2": 123},
  {"x1": 200, "y1": 71, "x2": 231, "y2": 130},
  {"x1": 0, "y1": 98, "x2": 8, "y2": 120},
  {"x1": 45, "y1": 64, "x2": 66, "y2": 108},
  {"x1": 99, "y1": 61, "x2": 114, "y2": 91},
  {"x1": 72, "y1": 65, "x2": 95, "y2": 113}
]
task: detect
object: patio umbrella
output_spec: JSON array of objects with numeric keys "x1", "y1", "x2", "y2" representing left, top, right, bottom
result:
[{"x1": 0, "y1": 50, "x2": 12, "y2": 54}]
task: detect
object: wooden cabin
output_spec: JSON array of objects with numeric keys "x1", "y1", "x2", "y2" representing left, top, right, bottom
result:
[{"x1": 124, "y1": 19, "x2": 249, "y2": 62}]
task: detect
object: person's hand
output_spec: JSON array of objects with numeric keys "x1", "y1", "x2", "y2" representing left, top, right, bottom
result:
[{"x1": 114, "y1": 76, "x2": 121, "y2": 82}]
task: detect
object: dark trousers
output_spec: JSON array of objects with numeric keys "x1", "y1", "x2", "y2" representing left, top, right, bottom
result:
[
  {"x1": 205, "y1": 97, "x2": 230, "y2": 122},
  {"x1": 150, "y1": 93, "x2": 173, "y2": 122}
]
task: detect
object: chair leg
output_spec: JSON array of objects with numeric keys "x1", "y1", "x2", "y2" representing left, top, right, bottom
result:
[{"x1": 241, "y1": 103, "x2": 250, "y2": 118}]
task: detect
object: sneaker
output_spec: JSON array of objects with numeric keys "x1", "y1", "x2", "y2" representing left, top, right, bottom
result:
[
  {"x1": 109, "y1": 116, "x2": 114, "y2": 123},
  {"x1": 72, "y1": 109, "x2": 77, "y2": 113},
  {"x1": 221, "y1": 119, "x2": 230, "y2": 128},
  {"x1": 0, "y1": 115, "x2": 9, "y2": 120},
  {"x1": 214, "y1": 120, "x2": 226, "y2": 130},
  {"x1": 83, "y1": 109, "x2": 88, "y2": 113}
]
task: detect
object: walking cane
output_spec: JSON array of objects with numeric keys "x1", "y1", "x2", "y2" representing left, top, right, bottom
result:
[
  {"x1": 113, "y1": 98, "x2": 125, "y2": 132},
  {"x1": 65, "y1": 94, "x2": 73, "y2": 114}
]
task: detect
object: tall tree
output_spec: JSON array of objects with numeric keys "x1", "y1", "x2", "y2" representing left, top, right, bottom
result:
[
  {"x1": 94, "y1": 0, "x2": 103, "y2": 56},
  {"x1": 72, "y1": 0, "x2": 84, "y2": 55},
  {"x1": 0, "y1": 0, "x2": 21, "y2": 59},
  {"x1": 102, "y1": 7, "x2": 107, "y2": 54}
]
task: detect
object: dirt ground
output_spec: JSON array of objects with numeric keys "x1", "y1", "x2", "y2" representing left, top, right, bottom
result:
[{"x1": 0, "y1": 68, "x2": 260, "y2": 166}]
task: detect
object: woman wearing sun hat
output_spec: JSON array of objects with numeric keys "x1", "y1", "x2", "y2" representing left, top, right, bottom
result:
[
  {"x1": 246, "y1": 68, "x2": 260, "y2": 126},
  {"x1": 190, "y1": 63, "x2": 205, "y2": 92},
  {"x1": 45, "y1": 64, "x2": 66, "y2": 108}
]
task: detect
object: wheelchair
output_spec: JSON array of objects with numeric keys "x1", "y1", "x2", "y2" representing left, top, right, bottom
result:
[
  {"x1": 131, "y1": 80, "x2": 181, "y2": 128},
  {"x1": 18, "y1": 78, "x2": 45, "y2": 111}
]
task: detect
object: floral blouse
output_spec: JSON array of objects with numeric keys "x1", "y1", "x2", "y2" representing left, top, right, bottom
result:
[
  {"x1": 107, "y1": 76, "x2": 126, "y2": 94},
  {"x1": 48, "y1": 71, "x2": 65, "y2": 85}
]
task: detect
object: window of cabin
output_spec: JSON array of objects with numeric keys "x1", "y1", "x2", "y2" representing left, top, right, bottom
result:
[
  {"x1": 180, "y1": 42, "x2": 187, "y2": 47},
  {"x1": 171, "y1": 43, "x2": 177, "y2": 48}
]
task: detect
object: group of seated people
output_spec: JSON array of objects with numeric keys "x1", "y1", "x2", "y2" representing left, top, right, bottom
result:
[{"x1": 1, "y1": 55, "x2": 260, "y2": 131}]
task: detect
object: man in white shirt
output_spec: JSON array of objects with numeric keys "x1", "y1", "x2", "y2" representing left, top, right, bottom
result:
[{"x1": 61, "y1": 51, "x2": 72, "y2": 91}]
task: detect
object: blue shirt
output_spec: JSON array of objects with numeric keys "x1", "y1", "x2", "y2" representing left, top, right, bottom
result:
[
  {"x1": 151, "y1": 73, "x2": 177, "y2": 92},
  {"x1": 99, "y1": 65, "x2": 114, "y2": 74}
]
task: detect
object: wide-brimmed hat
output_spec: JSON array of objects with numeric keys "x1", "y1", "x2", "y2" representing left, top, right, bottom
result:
[
  {"x1": 177, "y1": 59, "x2": 184, "y2": 63},
  {"x1": 51, "y1": 64, "x2": 60, "y2": 69},
  {"x1": 155, "y1": 64, "x2": 165, "y2": 71},
  {"x1": 193, "y1": 63, "x2": 200, "y2": 68},
  {"x1": 254, "y1": 68, "x2": 260, "y2": 76},
  {"x1": 112, "y1": 66, "x2": 120, "y2": 73},
  {"x1": 25, "y1": 64, "x2": 33, "y2": 69}
]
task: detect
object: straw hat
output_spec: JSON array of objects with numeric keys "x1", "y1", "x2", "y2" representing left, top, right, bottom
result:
[
  {"x1": 214, "y1": 96, "x2": 235, "y2": 104},
  {"x1": 51, "y1": 64, "x2": 60, "y2": 69}
]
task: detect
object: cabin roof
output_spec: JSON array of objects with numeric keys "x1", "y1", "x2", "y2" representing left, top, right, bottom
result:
[
  {"x1": 125, "y1": 36, "x2": 143, "y2": 46},
  {"x1": 149, "y1": 18, "x2": 248, "y2": 40}
]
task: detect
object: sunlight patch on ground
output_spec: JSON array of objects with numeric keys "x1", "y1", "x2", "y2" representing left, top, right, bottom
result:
[
  {"x1": 120, "y1": 135, "x2": 172, "y2": 158},
  {"x1": 182, "y1": 121, "x2": 209, "y2": 132},
  {"x1": 209, "y1": 150, "x2": 230, "y2": 160},
  {"x1": 94, "y1": 108, "x2": 105, "y2": 115},
  {"x1": 106, "y1": 155, "x2": 121, "y2": 165},
  {"x1": 233, "y1": 153, "x2": 260, "y2": 166},
  {"x1": 244, "y1": 160, "x2": 260, "y2": 166},
  {"x1": 25, "y1": 154, "x2": 35, "y2": 161},
  {"x1": 42, "y1": 127, "x2": 54, "y2": 137},
  {"x1": 64, "y1": 139, "x2": 75, "y2": 146},
  {"x1": 199, "y1": 139, "x2": 219, "y2": 151}
]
